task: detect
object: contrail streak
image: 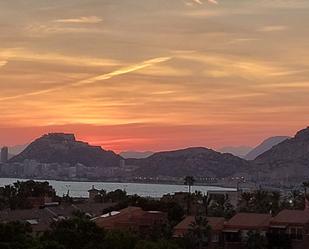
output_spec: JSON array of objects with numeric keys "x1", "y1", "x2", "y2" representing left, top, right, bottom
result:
[{"x1": 0, "y1": 56, "x2": 171, "y2": 101}]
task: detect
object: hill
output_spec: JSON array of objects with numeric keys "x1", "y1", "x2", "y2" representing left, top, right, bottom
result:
[
  {"x1": 245, "y1": 136, "x2": 290, "y2": 160},
  {"x1": 130, "y1": 147, "x2": 250, "y2": 178},
  {"x1": 253, "y1": 127, "x2": 309, "y2": 185},
  {"x1": 9, "y1": 133, "x2": 122, "y2": 167}
]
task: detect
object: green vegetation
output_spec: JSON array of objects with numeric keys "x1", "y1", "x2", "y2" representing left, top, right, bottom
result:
[
  {"x1": 0, "y1": 180, "x2": 56, "y2": 210},
  {"x1": 0, "y1": 217, "x2": 186, "y2": 249},
  {"x1": 239, "y1": 188, "x2": 307, "y2": 215}
]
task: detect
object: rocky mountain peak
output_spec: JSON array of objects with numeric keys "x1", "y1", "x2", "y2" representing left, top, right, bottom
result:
[
  {"x1": 9, "y1": 133, "x2": 122, "y2": 167},
  {"x1": 295, "y1": 127, "x2": 309, "y2": 140},
  {"x1": 43, "y1": 133, "x2": 76, "y2": 142}
]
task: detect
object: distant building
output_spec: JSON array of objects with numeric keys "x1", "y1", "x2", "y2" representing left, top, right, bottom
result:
[
  {"x1": 223, "y1": 213, "x2": 272, "y2": 249},
  {"x1": 88, "y1": 186, "x2": 100, "y2": 201},
  {"x1": 270, "y1": 209, "x2": 309, "y2": 248},
  {"x1": 1, "y1": 146, "x2": 8, "y2": 163},
  {"x1": 119, "y1": 159, "x2": 125, "y2": 168}
]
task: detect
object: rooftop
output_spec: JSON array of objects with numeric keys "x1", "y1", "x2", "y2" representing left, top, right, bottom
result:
[
  {"x1": 224, "y1": 213, "x2": 272, "y2": 230},
  {"x1": 271, "y1": 210, "x2": 309, "y2": 226},
  {"x1": 173, "y1": 216, "x2": 225, "y2": 237}
]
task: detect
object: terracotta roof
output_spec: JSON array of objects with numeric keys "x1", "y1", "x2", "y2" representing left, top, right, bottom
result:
[
  {"x1": 173, "y1": 216, "x2": 225, "y2": 237},
  {"x1": 0, "y1": 209, "x2": 54, "y2": 232},
  {"x1": 224, "y1": 213, "x2": 272, "y2": 230},
  {"x1": 93, "y1": 206, "x2": 166, "y2": 230},
  {"x1": 73, "y1": 202, "x2": 115, "y2": 217},
  {"x1": 272, "y1": 210, "x2": 309, "y2": 226}
]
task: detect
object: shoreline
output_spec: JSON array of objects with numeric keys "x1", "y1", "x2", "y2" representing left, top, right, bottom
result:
[{"x1": 0, "y1": 176, "x2": 237, "y2": 191}]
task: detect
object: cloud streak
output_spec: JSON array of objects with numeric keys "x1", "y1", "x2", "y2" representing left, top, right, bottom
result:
[
  {"x1": 54, "y1": 16, "x2": 103, "y2": 24},
  {"x1": 189, "y1": 0, "x2": 218, "y2": 5},
  {"x1": 0, "y1": 48, "x2": 119, "y2": 67},
  {"x1": 258, "y1": 25, "x2": 288, "y2": 32},
  {"x1": 0, "y1": 57, "x2": 171, "y2": 101}
]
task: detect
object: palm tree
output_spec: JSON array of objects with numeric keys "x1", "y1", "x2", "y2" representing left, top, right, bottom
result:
[
  {"x1": 289, "y1": 190, "x2": 304, "y2": 210},
  {"x1": 202, "y1": 194, "x2": 212, "y2": 216},
  {"x1": 184, "y1": 176, "x2": 195, "y2": 195},
  {"x1": 184, "y1": 176, "x2": 195, "y2": 215},
  {"x1": 252, "y1": 190, "x2": 270, "y2": 213},
  {"x1": 188, "y1": 215, "x2": 210, "y2": 249},
  {"x1": 302, "y1": 181, "x2": 309, "y2": 201},
  {"x1": 239, "y1": 192, "x2": 253, "y2": 212}
]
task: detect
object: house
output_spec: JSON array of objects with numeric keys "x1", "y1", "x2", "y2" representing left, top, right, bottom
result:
[
  {"x1": 270, "y1": 210, "x2": 309, "y2": 249},
  {"x1": 0, "y1": 202, "x2": 117, "y2": 234},
  {"x1": 173, "y1": 216, "x2": 225, "y2": 249},
  {"x1": 88, "y1": 186, "x2": 100, "y2": 202},
  {"x1": 93, "y1": 206, "x2": 167, "y2": 234},
  {"x1": 0, "y1": 208, "x2": 54, "y2": 234},
  {"x1": 223, "y1": 213, "x2": 272, "y2": 249}
]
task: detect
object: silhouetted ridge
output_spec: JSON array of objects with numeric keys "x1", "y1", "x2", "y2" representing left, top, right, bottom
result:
[
  {"x1": 245, "y1": 136, "x2": 290, "y2": 160},
  {"x1": 253, "y1": 127, "x2": 309, "y2": 185},
  {"x1": 10, "y1": 133, "x2": 122, "y2": 167},
  {"x1": 131, "y1": 147, "x2": 250, "y2": 178},
  {"x1": 295, "y1": 126, "x2": 309, "y2": 140}
]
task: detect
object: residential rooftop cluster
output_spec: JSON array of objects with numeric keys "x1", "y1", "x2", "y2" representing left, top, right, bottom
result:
[{"x1": 2, "y1": 179, "x2": 309, "y2": 248}]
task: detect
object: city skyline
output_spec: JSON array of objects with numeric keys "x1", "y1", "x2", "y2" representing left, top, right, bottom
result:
[{"x1": 0, "y1": 0, "x2": 308, "y2": 152}]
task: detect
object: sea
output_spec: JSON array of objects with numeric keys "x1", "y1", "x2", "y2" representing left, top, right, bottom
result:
[{"x1": 0, "y1": 178, "x2": 235, "y2": 198}]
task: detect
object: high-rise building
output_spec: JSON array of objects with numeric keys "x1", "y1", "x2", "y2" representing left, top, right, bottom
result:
[{"x1": 1, "y1": 146, "x2": 8, "y2": 163}]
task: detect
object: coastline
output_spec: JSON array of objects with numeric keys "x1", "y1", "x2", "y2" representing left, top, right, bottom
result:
[{"x1": 0, "y1": 176, "x2": 237, "y2": 190}]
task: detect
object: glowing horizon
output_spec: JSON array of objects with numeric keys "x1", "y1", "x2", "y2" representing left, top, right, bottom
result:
[{"x1": 0, "y1": 0, "x2": 308, "y2": 152}]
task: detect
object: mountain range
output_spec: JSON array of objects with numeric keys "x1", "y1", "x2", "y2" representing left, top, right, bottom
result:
[
  {"x1": 128, "y1": 147, "x2": 250, "y2": 178},
  {"x1": 253, "y1": 128, "x2": 309, "y2": 185},
  {"x1": 5, "y1": 127, "x2": 309, "y2": 186},
  {"x1": 244, "y1": 136, "x2": 290, "y2": 160}
]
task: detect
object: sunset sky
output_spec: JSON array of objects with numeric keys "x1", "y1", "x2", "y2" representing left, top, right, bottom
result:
[{"x1": 0, "y1": 0, "x2": 308, "y2": 152}]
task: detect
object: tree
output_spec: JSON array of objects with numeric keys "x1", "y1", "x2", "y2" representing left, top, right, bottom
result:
[
  {"x1": 185, "y1": 215, "x2": 210, "y2": 249},
  {"x1": 252, "y1": 190, "x2": 270, "y2": 213},
  {"x1": 269, "y1": 191, "x2": 281, "y2": 215},
  {"x1": 42, "y1": 217, "x2": 106, "y2": 249},
  {"x1": 184, "y1": 176, "x2": 195, "y2": 215},
  {"x1": 288, "y1": 190, "x2": 304, "y2": 210},
  {"x1": 209, "y1": 194, "x2": 235, "y2": 219},
  {"x1": 239, "y1": 192, "x2": 253, "y2": 212},
  {"x1": 202, "y1": 194, "x2": 212, "y2": 216},
  {"x1": 184, "y1": 176, "x2": 195, "y2": 195},
  {"x1": 104, "y1": 230, "x2": 138, "y2": 249},
  {"x1": 302, "y1": 181, "x2": 309, "y2": 207},
  {"x1": 239, "y1": 190, "x2": 281, "y2": 214},
  {"x1": 0, "y1": 180, "x2": 56, "y2": 210},
  {"x1": 0, "y1": 222, "x2": 36, "y2": 249}
]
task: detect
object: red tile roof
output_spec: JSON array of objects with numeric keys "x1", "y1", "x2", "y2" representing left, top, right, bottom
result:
[
  {"x1": 271, "y1": 210, "x2": 309, "y2": 226},
  {"x1": 93, "y1": 206, "x2": 166, "y2": 230},
  {"x1": 173, "y1": 216, "x2": 225, "y2": 237},
  {"x1": 224, "y1": 213, "x2": 272, "y2": 230}
]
